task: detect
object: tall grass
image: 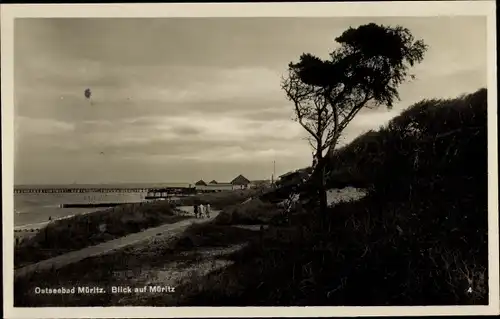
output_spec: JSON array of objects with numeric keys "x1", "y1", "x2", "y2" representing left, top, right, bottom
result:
[{"x1": 213, "y1": 198, "x2": 283, "y2": 225}]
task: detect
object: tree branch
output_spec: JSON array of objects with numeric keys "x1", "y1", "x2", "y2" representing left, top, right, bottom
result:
[{"x1": 338, "y1": 93, "x2": 372, "y2": 133}]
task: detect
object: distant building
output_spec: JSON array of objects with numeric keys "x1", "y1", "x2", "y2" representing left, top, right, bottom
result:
[
  {"x1": 193, "y1": 175, "x2": 251, "y2": 192},
  {"x1": 231, "y1": 174, "x2": 251, "y2": 189},
  {"x1": 195, "y1": 180, "x2": 207, "y2": 186}
]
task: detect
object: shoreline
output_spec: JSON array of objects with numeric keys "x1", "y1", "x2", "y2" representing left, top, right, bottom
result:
[
  {"x1": 13, "y1": 194, "x2": 156, "y2": 233},
  {"x1": 14, "y1": 210, "x2": 99, "y2": 243}
]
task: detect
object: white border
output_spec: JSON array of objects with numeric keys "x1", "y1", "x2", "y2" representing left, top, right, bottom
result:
[{"x1": 2, "y1": 1, "x2": 498, "y2": 318}]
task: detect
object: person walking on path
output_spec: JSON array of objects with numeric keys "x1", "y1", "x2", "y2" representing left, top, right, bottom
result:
[
  {"x1": 206, "y1": 203, "x2": 211, "y2": 218},
  {"x1": 193, "y1": 204, "x2": 199, "y2": 218},
  {"x1": 199, "y1": 203, "x2": 205, "y2": 219}
]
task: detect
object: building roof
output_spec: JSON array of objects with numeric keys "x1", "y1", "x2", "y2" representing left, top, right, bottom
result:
[
  {"x1": 231, "y1": 174, "x2": 251, "y2": 185},
  {"x1": 209, "y1": 180, "x2": 218, "y2": 184},
  {"x1": 194, "y1": 179, "x2": 207, "y2": 186},
  {"x1": 280, "y1": 167, "x2": 311, "y2": 180},
  {"x1": 279, "y1": 171, "x2": 298, "y2": 179}
]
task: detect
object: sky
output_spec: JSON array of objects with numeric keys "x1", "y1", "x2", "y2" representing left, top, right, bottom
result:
[{"x1": 13, "y1": 16, "x2": 487, "y2": 185}]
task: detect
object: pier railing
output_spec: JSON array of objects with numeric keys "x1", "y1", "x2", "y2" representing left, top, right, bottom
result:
[
  {"x1": 14, "y1": 186, "x2": 234, "y2": 195},
  {"x1": 13, "y1": 188, "x2": 150, "y2": 194}
]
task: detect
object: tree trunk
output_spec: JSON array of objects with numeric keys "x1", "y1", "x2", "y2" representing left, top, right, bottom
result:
[
  {"x1": 318, "y1": 168, "x2": 328, "y2": 228},
  {"x1": 315, "y1": 148, "x2": 328, "y2": 228}
]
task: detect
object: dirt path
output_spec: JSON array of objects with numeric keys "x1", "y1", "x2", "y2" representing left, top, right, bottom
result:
[{"x1": 14, "y1": 210, "x2": 220, "y2": 280}]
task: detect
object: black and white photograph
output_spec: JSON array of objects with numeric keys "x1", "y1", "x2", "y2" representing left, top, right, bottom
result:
[{"x1": 2, "y1": 2, "x2": 498, "y2": 317}]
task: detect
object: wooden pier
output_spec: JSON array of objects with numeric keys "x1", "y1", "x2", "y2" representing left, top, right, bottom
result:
[
  {"x1": 14, "y1": 186, "x2": 224, "y2": 196},
  {"x1": 14, "y1": 188, "x2": 149, "y2": 194}
]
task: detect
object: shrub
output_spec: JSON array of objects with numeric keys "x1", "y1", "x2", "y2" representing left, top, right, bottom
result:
[
  {"x1": 213, "y1": 198, "x2": 282, "y2": 225},
  {"x1": 327, "y1": 88, "x2": 487, "y2": 201}
]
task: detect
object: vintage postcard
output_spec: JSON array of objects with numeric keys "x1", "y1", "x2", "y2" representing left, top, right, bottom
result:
[{"x1": 2, "y1": 1, "x2": 498, "y2": 318}]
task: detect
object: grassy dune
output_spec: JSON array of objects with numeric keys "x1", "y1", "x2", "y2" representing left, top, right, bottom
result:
[{"x1": 212, "y1": 198, "x2": 283, "y2": 226}]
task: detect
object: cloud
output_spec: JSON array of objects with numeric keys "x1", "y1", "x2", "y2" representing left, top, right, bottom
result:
[
  {"x1": 78, "y1": 114, "x2": 304, "y2": 143},
  {"x1": 15, "y1": 112, "x2": 308, "y2": 164},
  {"x1": 131, "y1": 66, "x2": 283, "y2": 104},
  {"x1": 15, "y1": 116, "x2": 75, "y2": 136},
  {"x1": 15, "y1": 63, "x2": 288, "y2": 126}
]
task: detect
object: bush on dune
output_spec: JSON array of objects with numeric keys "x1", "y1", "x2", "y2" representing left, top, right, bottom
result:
[
  {"x1": 14, "y1": 201, "x2": 185, "y2": 268},
  {"x1": 213, "y1": 198, "x2": 283, "y2": 225},
  {"x1": 323, "y1": 89, "x2": 487, "y2": 305},
  {"x1": 328, "y1": 88, "x2": 487, "y2": 200},
  {"x1": 178, "y1": 88, "x2": 489, "y2": 306},
  {"x1": 323, "y1": 90, "x2": 488, "y2": 303}
]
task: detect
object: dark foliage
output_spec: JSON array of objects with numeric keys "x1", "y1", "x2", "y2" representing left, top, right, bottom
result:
[
  {"x1": 213, "y1": 198, "x2": 282, "y2": 226},
  {"x1": 327, "y1": 88, "x2": 487, "y2": 202}
]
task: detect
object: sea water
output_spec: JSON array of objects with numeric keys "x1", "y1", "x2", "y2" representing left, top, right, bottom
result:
[
  {"x1": 13, "y1": 182, "x2": 192, "y2": 229},
  {"x1": 12, "y1": 184, "x2": 173, "y2": 230}
]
